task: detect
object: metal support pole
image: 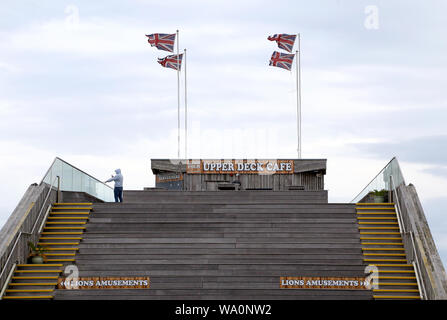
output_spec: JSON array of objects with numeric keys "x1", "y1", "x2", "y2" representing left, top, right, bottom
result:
[
  {"x1": 176, "y1": 29, "x2": 180, "y2": 159},
  {"x1": 184, "y1": 48, "x2": 188, "y2": 159},
  {"x1": 296, "y1": 33, "x2": 302, "y2": 159}
]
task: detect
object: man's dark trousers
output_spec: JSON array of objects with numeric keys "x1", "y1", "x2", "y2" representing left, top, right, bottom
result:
[{"x1": 114, "y1": 187, "x2": 123, "y2": 202}]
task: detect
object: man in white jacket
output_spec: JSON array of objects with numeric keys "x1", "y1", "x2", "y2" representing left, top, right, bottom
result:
[{"x1": 105, "y1": 169, "x2": 124, "y2": 202}]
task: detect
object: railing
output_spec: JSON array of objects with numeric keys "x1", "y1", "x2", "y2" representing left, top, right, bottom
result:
[
  {"x1": 352, "y1": 157, "x2": 428, "y2": 299},
  {"x1": 351, "y1": 157, "x2": 405, "y2": 203},
  {"x1": 390, "y1": 175, "x2": 427, "y2": 300},
  {"x1": 1, "y1": 157, "x2": 115, "y2": 298},
  {"x1": 0, "y1": 176, "x2": 60, "y2": 299},
  {"x1": 42, "y1": 157, "x2": 114, "y2": 202}
]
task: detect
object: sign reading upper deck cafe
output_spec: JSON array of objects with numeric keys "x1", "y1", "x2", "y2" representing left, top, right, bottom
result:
[{"x1": 186, "y1": 159, "x2": 294, "y2": 175}]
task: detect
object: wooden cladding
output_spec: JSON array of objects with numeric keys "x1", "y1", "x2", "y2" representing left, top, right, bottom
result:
[
  {"x1": 183, "y1": 172, "x2": 324, "y2": 191},
  {"x1": 186, "y1": 159, "x2": 294, "y2": 175},
  {"x1": 151, "y1": 159, "x2": 326, "y2": 191},
  {"x1": 57, "y1": 277, "x2": 150, "y2": 289},
  {"x1": 280, "y1": 277, "x2": 369, "y2": 290}
]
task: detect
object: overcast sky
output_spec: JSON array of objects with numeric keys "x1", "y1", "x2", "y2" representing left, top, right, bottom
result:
[{"x1": 1, "y1": 1, "x2": 446, "y2": 266}]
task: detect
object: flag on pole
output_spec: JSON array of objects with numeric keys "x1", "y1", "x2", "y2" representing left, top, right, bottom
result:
[
  {"x1": 158, "y1": 53, "x2": 183, "y2": 70},
  {"x1": 269, "y1": 51, "x2": 295, "y2": 71},
  {"x1": 146, "y1": 33, "x2": 176, "y2": 52},
  {"x1": 267, "y1": 34, "x2": 296, "y2": 53}
]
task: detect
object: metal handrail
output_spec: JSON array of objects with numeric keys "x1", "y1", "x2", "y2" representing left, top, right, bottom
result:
[
  {"x1": 0, "y1": 175, "x2": 60, "y2": 297},
  {"x1": 31, "y1": 176, "x2": 60, "y2": 234},
  {"x1": 390, "y1": 176, "x2": 406, "y2": 233},
  {"x1": 410, "y1": 231, "x2": 427, "y2": 299},
  {"x1": 390, "y1": 175, "x2": 427, "y2": 299}
]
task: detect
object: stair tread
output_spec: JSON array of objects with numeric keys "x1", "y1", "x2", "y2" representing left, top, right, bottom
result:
[
  {"x1": 9, "y1": 282, "x2": 58, "y2": 285},
  {"x1": 17, "y1": 264, "x2": 63, "y2": 267},
  {"x1": 2, "y1": 296, "x2": 53, "y2": 299},
  {"x1": 15, "y1": 270, "x2": 62, "y2": 273},
  {"x1": 6, "y1": 289, "x2": 54, "y2": 292},
  {"x1": 54, "y1": 203, "x2": 93, "y2": 205},
  {"x1": 373, "y1": 295, "x2": 420, "y2": 299}
]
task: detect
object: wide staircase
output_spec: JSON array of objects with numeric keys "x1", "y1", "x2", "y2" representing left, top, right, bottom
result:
[
  {"x1": 54, "y1": 191, "x2": 372, "y2": 300},
  {"x1": 3, "y1": 195, "x2": 423, "y2": 300},
  {"x1": 356, "y1": 202, "x2": 421, "y2": 299},
  {"x1": 1, "y1": 203, "x2": 91, "y2": 300}
]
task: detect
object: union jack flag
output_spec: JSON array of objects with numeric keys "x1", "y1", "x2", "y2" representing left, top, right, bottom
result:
[
  {"x1": 158, "y1": 53, "x2": 183, "y2": 71},
  {"x1": 146, "y1": 33, "x2": 176, "y2": 52},
  {"x1": 267, "y1": 34, "x2": 296, "y2": 53},
  {"x1": 269, "y1": 51, "x2": 295, "y2": 71}
]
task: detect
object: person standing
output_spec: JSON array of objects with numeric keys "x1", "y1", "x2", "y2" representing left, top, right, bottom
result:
[
  {"x1": 232, "y1": 173, "x2": 242, "y2": 191},
  {"x1": 105, "y1": 169, "x2": 124, "y2": 202}
]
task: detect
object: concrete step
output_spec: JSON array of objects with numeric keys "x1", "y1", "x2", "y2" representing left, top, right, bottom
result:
[
  {"x1": 83, "y1": 227, "x2": 360, "y2": 233},
  {"x1": 54, "y1": 288, "x2": 371, "y2": 299},
  {"x1": 74, "y1": 253, "x2": 363, "y2": 260},
  {"x1": 89, "y1": 214, "x2": 358, "y2": 220},
  {"x1": 79, "y1": 244, "x2": 359, "y2": 250},
  {"x1": 7, "y1": 284, "x2": 56, "y2": 290},
  {"x1": 16, "y1": 264, "x2": 63, "y2": 270},
  {"x1": 66, "y1": 276, "x2": 369, "y2": 285},
  {"x1": 80, "y1": 236, "x2": 359, "y2": 244},
  {"x1": 88, "y1": 218, "x2": 357, "y2": 223},
  {"x1": 75, "y1": 264, "x2": 367, "y2": 272},
  {"x1": 122, "y1": 190, "x2": 329, "y2": 201},
  {"x1": 47, "y1": 199, "x2": 372, "y2": 300},
  {"x1": 73, "y1": 259, "x2": 365, "y2": 265},
  {"x1": 84, "y1": 226, "x2": 359, "y2": 233},
  {"x1": 92, "y1": 202, "x2": 351, "y2": 208},
  {"x1": 376, "y1": 281, "x2": 418, "y2": 288},
  {"x1": 362, "y1": 248, "x2": 405, "y2": 254},
  {"x1": 72, "y1": 270, "x2": 366, "y2": 277},
  {"x1": 91, "y1": 207, "x2": 354, "y2": 213},
  {"x1": 78, "y1": 244, "x2": 361, "y2": 251}
]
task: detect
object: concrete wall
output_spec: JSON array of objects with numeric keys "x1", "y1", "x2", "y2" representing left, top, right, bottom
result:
[
  {"x1": 61, "y1": 191, "x2": 104, "y2": 204},
  {"x1": 397, "y1": 184, "x2": 447, "y2": 299}
]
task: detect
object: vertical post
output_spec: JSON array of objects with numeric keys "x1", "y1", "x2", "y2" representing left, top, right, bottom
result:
[
  {"x1": 56, "y1": 175, "x2": 61, "y2": 203},
  {"x1": 184, "y1": 48, "x2": 188, "y2": 160},
  {"x1": 296, "y1": 33, "x2": 302, "y2": 159},
  {"x1": 389, "y1": 175, "x2": 393, "y2": 203},
  {"x1": 176, "y1": 30, "x2": 180, "y2": 159}
]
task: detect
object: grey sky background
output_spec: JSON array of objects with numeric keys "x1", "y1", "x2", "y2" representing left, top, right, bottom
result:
[{"x1": 1, "y1": 1, "x2": 446, "y2": 266}]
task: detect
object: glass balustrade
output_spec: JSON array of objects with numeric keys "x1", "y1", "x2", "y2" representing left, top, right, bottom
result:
[
  {"x1": 42, "y1": 157, "x2": 114, "y2": 202},
  {"x1": 351, "y1": 157, "x2": 406, "y2": 203}
]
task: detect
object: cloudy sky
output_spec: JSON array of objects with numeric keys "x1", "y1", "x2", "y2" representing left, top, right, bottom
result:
[{"x1": 1, "y1": 1, "x2": 446, "y2": 266}]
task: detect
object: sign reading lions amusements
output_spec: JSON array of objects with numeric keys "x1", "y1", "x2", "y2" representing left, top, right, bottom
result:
[
  {"x1": 280, "y1": 277, "x2": 370, "y2": 290},
  {"x1": 57, "y1": 277, "x2": 150, "y2": 290},
  {"x1": 186, "y1": 159, "x2": 294, "y2": 175}
]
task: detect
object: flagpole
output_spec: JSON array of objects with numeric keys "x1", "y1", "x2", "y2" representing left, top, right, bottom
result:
[
  {"x1": 176, "y1": 29, "x2": 180, "y2": 159},
  {"x1": 184, "y1": 48, "x2": 188, "y2": 160},
  {"x1": 296, "y1": 33, "x2": 302, "y2": 159}
]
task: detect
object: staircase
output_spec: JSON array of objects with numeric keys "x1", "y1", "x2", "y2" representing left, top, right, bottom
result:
[
  {"x1": 54, "y1": 191, "x2": 372, "y2": 300},
  {"x1": 1, "y1": 203, "x2": 91, "y2": 300},
  {"x1": 356, "y1": 202, "x2": 421, "y2": 299},
  {"x1": 123, "y1": 190, "x2": 329, "y2": 204}
]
